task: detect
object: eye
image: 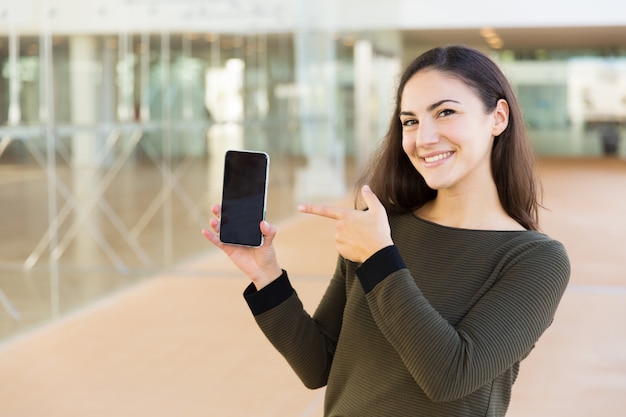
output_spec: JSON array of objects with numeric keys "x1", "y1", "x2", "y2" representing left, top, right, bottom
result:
[
  {"x1": 401, "y1": 118, "x2": 418, "y2": 128},
  {"x1": 437, "y1": 109, "x2": 455, "y2": 118}
]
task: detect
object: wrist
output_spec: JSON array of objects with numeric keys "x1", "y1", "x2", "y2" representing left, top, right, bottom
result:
[{"x1": 252, "y1": 266, "x2": 283, "y2": 290}]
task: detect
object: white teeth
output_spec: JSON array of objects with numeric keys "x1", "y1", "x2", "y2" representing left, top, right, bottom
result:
[{"x1": 424, "y1": 152, "x2": 452, "y2": 163}]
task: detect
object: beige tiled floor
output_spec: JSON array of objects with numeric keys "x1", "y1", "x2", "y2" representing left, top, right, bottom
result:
[{"x1": 0, "y1": 158, "x2": 624, "y2": 416}]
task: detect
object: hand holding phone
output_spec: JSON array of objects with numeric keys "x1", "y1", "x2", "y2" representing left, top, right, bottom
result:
[{"x1": 219, "y1": 150, "x2": 270, "y2": 247}]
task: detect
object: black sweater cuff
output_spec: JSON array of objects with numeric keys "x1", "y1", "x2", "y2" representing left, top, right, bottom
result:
[
  {"x1": 356, "y1": 245, "x2": 406, "y2": 294},
  {"x1": 243, "y1": 270, "x2": 294, "y2": 316}
]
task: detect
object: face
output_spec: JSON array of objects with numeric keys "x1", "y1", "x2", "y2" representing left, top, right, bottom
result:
[{"x1": 399, "y1": 69, "x2": 509, "y2": 195}]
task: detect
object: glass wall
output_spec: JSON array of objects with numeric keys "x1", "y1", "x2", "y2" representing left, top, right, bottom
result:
[
  {"x1": 1, "y1": 23, "x2": 624, "y2": 341},
  {"x1": 0, "y1": 26, "x2": 393, "y2": 340},
  {"x1": 497, "y1": 50, "x2": 626, "y2": 157}
]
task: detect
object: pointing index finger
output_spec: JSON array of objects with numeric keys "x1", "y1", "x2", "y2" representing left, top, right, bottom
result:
[{"x1": 298, "y1": 203, "x2": 348, "y2": 220}]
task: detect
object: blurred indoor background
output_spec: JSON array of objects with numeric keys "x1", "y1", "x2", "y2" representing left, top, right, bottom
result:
[{"x1": 0, "y1": 0, "x2": 625, "y2": 341}]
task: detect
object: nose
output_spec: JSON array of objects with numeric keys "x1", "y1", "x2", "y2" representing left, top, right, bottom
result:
[{"x1": 415, "y1": 119, "x2": 439, "y2": 146}]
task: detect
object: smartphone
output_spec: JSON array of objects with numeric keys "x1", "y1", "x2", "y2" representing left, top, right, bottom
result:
[{"x1": 219, "y1": 150, "x2": 270, "y2": 247}]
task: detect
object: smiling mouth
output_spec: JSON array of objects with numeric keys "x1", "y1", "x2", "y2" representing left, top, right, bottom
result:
[{"x1": 423, "y1": 151, "x2": 453, "y2": 164}]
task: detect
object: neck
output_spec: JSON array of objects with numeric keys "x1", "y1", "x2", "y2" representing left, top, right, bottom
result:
[{"x1": 417, "y1": 184, "x2": 522, "y2": 231}]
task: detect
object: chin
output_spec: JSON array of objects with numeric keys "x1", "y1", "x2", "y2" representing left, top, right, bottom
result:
[{"x1": 423, "y1": 178, "x2": 453, "y2": 192}]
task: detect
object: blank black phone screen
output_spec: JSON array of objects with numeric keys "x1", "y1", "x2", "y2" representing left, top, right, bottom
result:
[{"x1": 219, "y1": 150, "x2": 269, "y2": 247}]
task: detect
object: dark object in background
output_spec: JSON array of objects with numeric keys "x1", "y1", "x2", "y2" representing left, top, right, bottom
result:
[{"x1": 599, "y1": 122, "x2": 621, "y2": 156}]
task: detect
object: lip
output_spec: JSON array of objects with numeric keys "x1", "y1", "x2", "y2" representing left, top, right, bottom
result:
[{"x1": 420, "y1": 151, "x2": 454, "y2": 166}]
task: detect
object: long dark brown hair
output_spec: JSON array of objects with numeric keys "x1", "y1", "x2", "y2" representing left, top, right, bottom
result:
[{"x1": 355, "y1": 45, "x2": 540, "y2": 231}]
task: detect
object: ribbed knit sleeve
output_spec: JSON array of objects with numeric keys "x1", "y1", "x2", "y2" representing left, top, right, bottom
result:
[
  {"x1": 247, "y1": 258, "x2": 347, "y2": 389},
  {"x1": 243, "y1": 270, "x2": 294, "y2": 315},
  {"x1": 357, "y1": 229, "x2": 570, "y2": 402}
]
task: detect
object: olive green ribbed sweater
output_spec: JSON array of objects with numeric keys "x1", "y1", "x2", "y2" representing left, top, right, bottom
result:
[{"x1": 244, "y1": 213, "x2": 570, "y2": 416}]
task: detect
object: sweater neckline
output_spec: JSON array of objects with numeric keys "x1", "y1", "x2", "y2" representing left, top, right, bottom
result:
[{"x1": 408, "y1": 211, "x2": 531, "y2": 234}]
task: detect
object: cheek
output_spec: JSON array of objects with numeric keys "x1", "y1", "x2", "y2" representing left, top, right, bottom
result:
[
  {"x1": 401, "y1": 137, "x2": 423, "y2": 172},
  {"x1": 401, "y1": 134, "x2": 414, "y2": 156}
]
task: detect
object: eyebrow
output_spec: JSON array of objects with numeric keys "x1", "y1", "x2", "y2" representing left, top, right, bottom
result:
[{"x1": 399, "y1": 99, "x2": 461, "y2": 116}]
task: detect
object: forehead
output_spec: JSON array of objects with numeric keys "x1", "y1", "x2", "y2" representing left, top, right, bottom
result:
[{"x1": 400, "y1": 69, "x2": 476, "y2": 108}]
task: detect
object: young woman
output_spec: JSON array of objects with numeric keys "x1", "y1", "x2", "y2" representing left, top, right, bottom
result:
[{"x1": 202, "y1": 45, "x2": 570, "y2": 417}]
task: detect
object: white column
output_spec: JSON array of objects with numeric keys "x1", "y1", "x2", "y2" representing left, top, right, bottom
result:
[
  {"x1": 7, "y1": 29, "x2": 21, "y2": 125},
  {"x1": 293, "y1": 0, "x2": 345, "y2": 202},
  {"x1": 205, "y1": 53, "x2": 244, "y2": 206},
  {"x1": 70, "y1": 36, "x2": 100, "y2": 167},
  {"x1": 354, "y1": 40, "x2": 373, "y2": 171}
]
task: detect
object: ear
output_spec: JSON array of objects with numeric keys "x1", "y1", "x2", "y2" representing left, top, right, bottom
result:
[{"x1": 492, "y1": 99, "x2": 509, "y2": 137}]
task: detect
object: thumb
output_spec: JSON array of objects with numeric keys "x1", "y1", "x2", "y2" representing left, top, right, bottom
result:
[
  {"x1": 361, "y1": 185, "x2": 384, "y2": 212},
  {"x1": 260, "y1": 220, "x2": 277, "y2": 246}
]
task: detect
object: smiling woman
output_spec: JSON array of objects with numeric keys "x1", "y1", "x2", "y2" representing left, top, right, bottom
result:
[
  {"x1": 359, "y1": 45, "x2": 537, "y2": 231},
  {"x1": 396, "y1": 69, "x2": 513, "y2": 228},
  {"x1": 203, "y1": 45, "x2": 570, "y2": 417}
]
